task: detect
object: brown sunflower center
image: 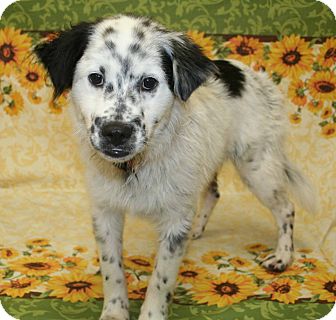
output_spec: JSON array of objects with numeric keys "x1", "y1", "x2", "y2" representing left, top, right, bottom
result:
[
  {"x1": 24, "y1": 262, "x2": 50, "y2": 270},
  {"x1": 65, "y1": 281, "x2": 91, "y2": 292},
  {"x1": 11, "y1": 280, "x2": 31, "y2": 289},
  {"x1": 26, "y1": 71, "x2": 39, "y2": 82},
  {"x1": 324, "y1": 281, "x2": 336, "y2": 294},
  {"x1": 325, "y1": 128, "x2": 335, "y2": 136},
  {"x1": 5, "y1": 249, "x2": 14, "y2": 257},
  {"x1": 282, "y1": 50, "x2": 301, "y2": 65},
  {"x1": 315, "y1": 81, "x2": 335, "y2": 93},
  {"x1": 131, "y1": 259, "x2": 150, "y2": 267},
  {"x1": 181, "y1": 270, "x2": 198, "y2": 278},
  {"x1": 0, "y1": 43, "x2": 15, "y2": 63},
  {"x1": 236, "y1": 42, "x2": 255, "y2": 56},
  {"x1": 276, "y1": 284, "x2": 291, "y2": 294},
  {"x1": 215, "y1": 282, "x2": 239, "y2": 296},
  {"x1": 325, "y1": 48, "x2": 336, "y2": 60}
]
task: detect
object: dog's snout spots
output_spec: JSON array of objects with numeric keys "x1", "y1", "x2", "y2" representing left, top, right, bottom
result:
[
  {"x1": 94, "y1": 117, "x2": 103, "y2": 127},
  {"x1": 105, "y1": 83, "x2": 114, "y2": 95},
  {"x1": 133, "y1": 117, "x2": 142, "y2": 127}
]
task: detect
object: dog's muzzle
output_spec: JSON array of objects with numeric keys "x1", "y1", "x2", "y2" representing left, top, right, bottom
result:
[{"x1": 91, "y1": 118, "x2": 141, "y2": 160}]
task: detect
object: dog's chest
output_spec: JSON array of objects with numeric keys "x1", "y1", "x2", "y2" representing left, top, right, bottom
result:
[{"x1": 107, "y1": 162, "x2": 194, "y2": 214}]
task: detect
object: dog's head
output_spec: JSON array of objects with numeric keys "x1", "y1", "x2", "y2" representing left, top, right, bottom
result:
[{"x1": 35, "y1": 15, "x2": 216, "y2": 162}]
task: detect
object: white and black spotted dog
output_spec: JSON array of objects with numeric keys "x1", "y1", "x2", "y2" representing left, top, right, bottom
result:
[{"x1": 35, "y1": 14, "x2": 317, "y2": 320}]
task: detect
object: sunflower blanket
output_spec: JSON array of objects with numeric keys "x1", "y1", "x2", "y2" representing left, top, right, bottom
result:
[{"x1": 1, "y1": 3, "x2": 336, "y2": 320}]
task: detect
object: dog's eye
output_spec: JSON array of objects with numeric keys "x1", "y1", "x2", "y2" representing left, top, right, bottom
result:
[
  {"x1": 88, "y1": 73, "x2": 104, "y2": 87},
  {"x1": 142, "y1": 77, "x2": 158, "y2": 91}
]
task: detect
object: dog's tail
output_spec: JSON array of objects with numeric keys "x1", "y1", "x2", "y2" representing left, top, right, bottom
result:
[{"x1": 284, "y1": 160, "x2": 319, "y2": 214}]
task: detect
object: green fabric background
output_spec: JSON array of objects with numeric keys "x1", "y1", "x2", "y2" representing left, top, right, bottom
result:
[{"x1": 1, "y1": 0, "x2": 335, "y2": 36}]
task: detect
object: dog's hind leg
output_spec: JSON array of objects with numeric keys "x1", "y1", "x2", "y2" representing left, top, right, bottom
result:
[
  {"x1": 234, "y1": 149, "x2": 296, "y2": 272},
  {"x1": 192, "y1": 176, "x2": 220, "y2": 239}
]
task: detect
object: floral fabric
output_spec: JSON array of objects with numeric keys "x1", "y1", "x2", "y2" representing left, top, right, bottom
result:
[{"x1": 0, "y1": 20, "x2": 336, "y2": 320}]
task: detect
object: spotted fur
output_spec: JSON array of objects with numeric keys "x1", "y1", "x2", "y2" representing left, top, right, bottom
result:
[{"x1": 35, "y1": 14, "x2": 317, "y2": 320}]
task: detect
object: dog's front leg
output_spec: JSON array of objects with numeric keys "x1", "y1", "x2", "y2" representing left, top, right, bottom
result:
[
  {"x1": 139, "y1": 212, "x2": 193, "y2": 320},
  {"x1": 92, "y1": 205, "x2": 129, "y2": 320}
]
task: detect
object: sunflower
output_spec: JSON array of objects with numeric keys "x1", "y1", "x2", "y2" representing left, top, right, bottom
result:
[
  {"x1": 321, "y1": 123, "x2": 336, "y2": 139},
  {"x1": 263, "y1": 278, "x2": 301, "y2": 304},
  {"x1": 27, "y1": 91, "x2": 42, "y2": 104},
  {"x1": 245, "y1": 243, "x2": 269, "y2": 254},
  {"x1": 298, "y1": 258, "x2": 328, "y2": 273},
  {"x1": 186, "y1": 30, "x2": 215, "y2": 59},
  {"x1": 289, "y1": 113, "x2": 302, "y2": 124},
  {"x1": 73, "y1": 246, "x2": 88, "y2": 253},
  {"x1": 226, "y1": 36, "x2": 264, "y2": 65},
  {"x1": 305, "y1": 272, "x2": 336, "y2": 302},
  {"x1": 308, "y1": 71, "x2": 336, "y2": 101},
  {"x1": 201, "y1": 250, "x2": 229, "y2": 265},
  {"x1": 177, "y1": 264, "x2": 208, "y2": 284},
  {"x1": 191, "y1": 272, "x2": 258, "y2": 307},
  {"x1": 0, "y1": 248, "x2": 19, "y2": 259},
  {"x1": 320, "y1": 106, "x2": 334, "y2": 119},
  {"x1": 42, "y1": 252, "x2": 64, "y2": 259},
  {"x1": 26, "y1": 238, "x2": 50, "y2": 247},
  {"x1": 288, "y1": 79, "x2": 307, "y2": 106},
  {"x1": 47, "y1": 272, "x2": 102, "y2": 302},
  {"x1": 4, "y1": 91, "x2": 24, "y2": 116},
  {"x1": 229, "y1": 257, "x2": 252, "y2": 269},
  {"x1": 267, "y1": 35, "x2": 313, "y2": 79},
  {"x1": 18, "y1": 61, "x2": 45, "y2": 91},
  {"x1": 31, "y1": 248, "x2": 48, "y2": 255},
  {"x1": 297, "y1": 248, "x2": 313, "y2": 254},
  {"x1": 0, "y1": 277, "x2": 40, "y2": 298},
  {"x1": 0, "y1": 27, "x2": 32, "y2": 76},
  {"x1": 307, "y1": 100, "x2": 323, "y2": 113},
  {"x1": 9, "y1": 256, "x2": 61, "y2": 276},
  {"x1": 124, "y1": 255, "x2": 154, "y2": 273},
  {"x1": 63, "y1": 257, "x2": 88, "y2": 271},
  {"x1": 128, "y1": 281, "x2": 148, "y2": 300},
  {"x1": 317, "y1": 38, "x2": 336, "y2": 68},
  {"x1": 48, "y1": 93, "x2": 68, "y2": 114},
  {"x1": 92, "y1": 256, "x2": 100, "y2": 267},
  {"x1": 252, "y1": 264, "x2": 301, "y2": 280}
]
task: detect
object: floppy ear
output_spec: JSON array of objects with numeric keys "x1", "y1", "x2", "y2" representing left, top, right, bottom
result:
[
  {"x1": 163, "y1": 35, "x2": 217, "y2": 101},
  {"x1": 34, "y1": 22, "x2": 94, "y2": 98}
]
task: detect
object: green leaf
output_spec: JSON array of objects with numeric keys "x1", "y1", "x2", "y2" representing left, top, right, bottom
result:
[
  {"x1": 3, "y1": 85, "x2": 12, "y2": 94},
  {"x1": 3, "y1": 269, "x2": 15, "y2": 279}
]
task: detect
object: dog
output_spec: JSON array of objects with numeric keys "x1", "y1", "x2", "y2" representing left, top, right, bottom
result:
[{"x1": 35, "y1": 14, "x2": 317, "y2": 320}]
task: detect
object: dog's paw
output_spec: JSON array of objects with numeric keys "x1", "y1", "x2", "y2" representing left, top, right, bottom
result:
[
  {"x1": 191, "y1": 229, "x2": 203, "y2": 240},
  {"x1": 261, "y1": 252, "x2": 292, "y2": 272},
  {"x1": 100, "y1": 301, "x2": 129, "y2": 320}
]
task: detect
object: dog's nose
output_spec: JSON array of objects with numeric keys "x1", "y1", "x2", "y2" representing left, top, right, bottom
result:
[{"x1": 101, "y1": 121, "x2": 134, "y2": 146}]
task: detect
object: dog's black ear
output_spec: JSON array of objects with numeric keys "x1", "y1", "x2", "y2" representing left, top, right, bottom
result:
[
  {"x1": 34, "y1": 22, "x2": 94, "y2": 98},
  {"x1": 163, "y1": 35, "x2": 217, "y2": 101}
]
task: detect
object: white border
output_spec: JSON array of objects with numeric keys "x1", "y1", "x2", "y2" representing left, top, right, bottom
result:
[
  {"x1": 0, "y1": 0, "x2": 335, "y2": 319},
  {"x1": 0, "y1": 0, "x2": 17, "y2": 19},
  {"x1": 318, "y1": 0, "x2": 336, "y2": 17}
]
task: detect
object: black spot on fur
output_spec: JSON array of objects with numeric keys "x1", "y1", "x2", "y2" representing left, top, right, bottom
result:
[
  {"x1": 102, "y1": 255, "x2": 108, "y2": 262},
  {"x1": 34, "y1": 22, "x2": 94, "y2": 98},
  {"x1": 163, "y1": 276, "x2": 168, "y2": 284},
  {"x1": 105, "y1": 40, "x2": 115, "y2": 51},
  {"x1": 105, "y1": 276, "x2": 109, "y2": 281},
  {"x1": 166, "y1": 292, "x2": 172, "y2": 303},
  {"x1": 213, "y1": 60, "x2": 245, "y2": 97},
  {"x1": 109, "y1": 256, "x2": 115, "y2": 264},
  {"x1": 103, "y1": 26, "x2": 115, "y2": 37},
  {"x1": 129, "y1": 42, "x2": 141, "y2": 54},
  {"x1": 166, "y1": 36, "x2": 218, "y2": 101},
  {"x1": 135, "y1": 28, "x2": 145, "y2": 40},
  {"x1": 283, "y1": 223, "x2": 288, "y2": 234},
  {"x1": 166, "y1": 228, "x2": 189, "y2": 253},
  {"x1": 105, "y1": 83, "x2": 114, "y2": 95},
  {"x1": 99, "y1": 66, "x2": 105, "y2": 75}
]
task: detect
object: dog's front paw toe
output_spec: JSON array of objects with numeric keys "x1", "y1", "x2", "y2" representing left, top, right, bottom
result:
[{"x1": 261, "y1": 253, "x2": 291, "y2": 272}]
